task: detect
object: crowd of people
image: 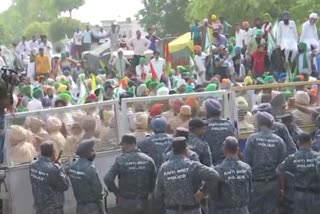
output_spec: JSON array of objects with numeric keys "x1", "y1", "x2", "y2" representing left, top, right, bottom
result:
[{"x1": 1, "y1": 9, "x2": 320, "y2": 214}]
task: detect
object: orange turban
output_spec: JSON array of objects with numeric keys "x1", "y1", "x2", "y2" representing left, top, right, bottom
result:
[{"x1": 185, "y1": 96, "x2": 197, "y2": 108}]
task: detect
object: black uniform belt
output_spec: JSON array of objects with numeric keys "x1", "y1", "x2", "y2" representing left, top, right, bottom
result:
[
  {"x1": 166, "y1": 204, "x2": 200, "y2": 211},
  {"x1": 252, "y1": 176, "x2": 277, "y2": 182},
  {"x1": 295, "y1": 187, "x2": 320, "y2": 194},
  {"x1": 78, "y1": 201, "x2": 100, "y2": 205}
]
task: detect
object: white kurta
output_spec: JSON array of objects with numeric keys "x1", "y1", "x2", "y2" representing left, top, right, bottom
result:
[
  {"x1": 300, "y1": 20, "x2": 319, "y2": 49},
  {"x1": 277, "y1": 20, "x2": 298, "y2": 50}
]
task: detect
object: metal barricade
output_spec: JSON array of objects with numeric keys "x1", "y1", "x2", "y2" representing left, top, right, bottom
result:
[
  {"x1": 231, "y1": 81, "x2": 320, "y2": 142},
  {"x1": 3, "y1": 100, "x2": 121, "y2": 214},
  {"x1": 120, "y1": 90, "x2": 235, "y2": 138}
]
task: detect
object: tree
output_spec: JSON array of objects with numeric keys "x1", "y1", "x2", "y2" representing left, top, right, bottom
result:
[
  {"x1": 137, "y1": 0, "x2": 189, "y2": 37},
  {"x1": 24, "y1": 22, "x2": 49, "y2": 38},
  {"x1": 48, "y1": 17, "x2": 82, "y2": 42},
  {"x1": 52, "y1": 0, "x2": 85, "y2": 18}
]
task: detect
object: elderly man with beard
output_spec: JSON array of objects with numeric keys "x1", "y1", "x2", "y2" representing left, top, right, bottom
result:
[{"x1": 300, "y1": 13, "x2": 319, "y2": 50}]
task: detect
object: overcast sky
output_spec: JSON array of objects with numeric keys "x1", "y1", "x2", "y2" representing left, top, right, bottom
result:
[{"x1": 0, "y1": 0, "x2": 143, "y2": 24}]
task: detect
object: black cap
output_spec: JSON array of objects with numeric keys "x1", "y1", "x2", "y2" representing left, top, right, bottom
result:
[
  {"x1": 279, "y1": 113, "x2": 294, "y2": 124},
  {"x1": 175, "y1": 127, "x2": 189, "y2": 138},
  {"x1": 120, "y1": 134, "x2": 136, "y2": 145},
  {"x1": 153, "y1": 50, "x2": 160, "y2": 55},
  {"x1": 189, "y1": 118, "x2": 207, "y2": 129},
  {"x1": 297, "y1": 132, "x2": 311, "y2": 145},
  {"x1": 172, "y1": 137, "x2": 187, "y2": 154}
]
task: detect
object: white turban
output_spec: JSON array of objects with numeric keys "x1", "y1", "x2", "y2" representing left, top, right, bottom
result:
[
  {"x1": 309, "y1": 13, "x2": 318, "y2": 19},
  {"x1": 157, "y1": 87, "x2": 170, "y2": 96},
  {"x1": 176, "y1": 79, "x2": 186, "y2": 89}
]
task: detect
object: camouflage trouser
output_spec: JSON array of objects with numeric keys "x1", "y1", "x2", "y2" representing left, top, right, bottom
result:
[
  {"x1": 35, "y1": 207, "x2": 63, "y2": 214},
  {"x1": 211, "y1": 206, "x2": 249, "y2": 214},
  {"x1": 293, "y1": 191, "x2": 320, "y2": 214},
  {"x1": 118, "y1": 199, "x2": 149, "y2": 214},
  {"x1": 76, "y1": 201, "x2": 105, "y2": 214},
  {"x1": 165, "y1": 208, "x2": 202, "y2": 214},
  {"x1": 249, "y1": 179, "x2": 279, "y2": 214}
]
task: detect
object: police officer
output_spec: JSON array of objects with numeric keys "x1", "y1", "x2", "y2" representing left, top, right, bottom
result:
[
  {"x1": 203, "y1": 98, "x2": 235, "y2": 165},
  {"x1": 189, "y1": 118, "x2": 212, "y2": 166},
  {"x1": 155, "y1": 137, "x2": 220, "y2": 214},
  {"x1": 138, "y1": 116, "x2": 172, "y2": 170},
  {"x1": 68, "y1": 140, "x2": 105, "y2": 214},
  {"x1": 164, "y1": 127, "x2": 200, "y2": 162},
  {"x1": 29, "y1": 141, "x2": 69, "y2": 214},
  {"x1": 104, "y1": 134, "x2": 156, "y2": 214},
  {"x1": 244, "y1": 111, "x2": 287, "y2": 214},
  {"x1": 277, "y1": 132, "x2": 320, "y2": 214},
  {"x1": 279, "y1": 113, "x2": 304, "y2": 148},
  {"x1": 253, "y1": 103, "x2": 297, "y2": 155},
  {"x1": 211, "y1": 136, "x2": 252, "y2": 214}
]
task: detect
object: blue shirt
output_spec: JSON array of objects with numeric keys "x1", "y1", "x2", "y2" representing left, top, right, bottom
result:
[
  {"x1": 146, "y1": 35, "x2": 157, "y2": 52},
  {"x1": 191, "y1": 24, "x2": 200, "y2": 39},
  {"x1": 83, "y1": 31, "x2": 92, "y2": 44}
]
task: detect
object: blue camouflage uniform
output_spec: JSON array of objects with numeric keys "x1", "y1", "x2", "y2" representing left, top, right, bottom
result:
[
  {"x1": 104, "y1": 149, "x2": 156, "y2": 214},
  {"x1": 138, "y1": 133, "x2": 172, "y2": 170},
  {"x1": 244, "y1": 130, "x2": 287, "y2": 214},
  {"x1": 164, "y1": 149, "x2": 200, "y2": 162},
  {"x1": 188, "y1": 132, "x2": 213, "y2": 166},
  {"x1": 29, "y1": 156, "x2": 69, "y2": 214},
  {"x1": 68, "y1": 157, "x2": 105, "y2": 214},
  {"x1": 211, "y1": 157, "x2": 252, "y2": 214},
  {"x1": 278, "y1": 148, "x2": 320, "y2": 214},
  {"x1": 155, "y1": 154, "x2": 220, "y2": 214},
  {"x1": 272, "y1": 122, "x2": 297, "y2": 155},
  {"x1": 312, "y1": 129, "x2": 320, "y2": 151},
  {"x1": 204, "y1": 117, "x2": 235, "y2": 165}
]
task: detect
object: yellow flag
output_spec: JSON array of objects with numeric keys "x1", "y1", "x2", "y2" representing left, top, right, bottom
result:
[
  {"x1": 91, "y1": 74, "x2": 97, "y2": 92},
  {"x1": 99, "y1": 60, "x2": 106, "y2": 69}
]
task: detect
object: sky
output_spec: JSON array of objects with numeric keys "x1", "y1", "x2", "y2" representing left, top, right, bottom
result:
[{"x1": 0, "y1": 0, "x2": 144, "y2": 24}]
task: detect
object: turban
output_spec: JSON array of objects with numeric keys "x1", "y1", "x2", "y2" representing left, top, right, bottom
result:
[
  {"x1": 32, "y1": 87, "x2": 43, "y2": 99},
  {"x1": 205, "y1": 99, "x2": 222, "y2": 116},
  {"x1": 294, "y1": 91, "x2": 310, "y2": 106},
  {"x1": 87, "y1": 93, "x2": 97, "y2": 102},
  {"x1": 57, "y1": 84, "x2": 67, "y2": 93},
  {"x1": 103, "y1": 110, "x2": 114, "y2": 122},
  {"x1": 309, "y1": 13, "x2": 318, "y2": 19},
  {"x1": 244, "y1": 76, "x2": 253, "y2": 86},
  {"x1": 203, "y1": 18, "x2": 209, "y2": 23},
  {"x1": 150, "y1": 103, "x2": 164, "y2": 118},
  {"x1": 10, "y1": 125, "x2": 27, "y2": 143},
  {"x1": 255, "y1": 29, "x2": 264, "y2": 37},
  {"x1": 236, "y1": 96, "x2": 249, "y2": 112},
  {"x1": 136, "y1": 84, "x2": 148, "y2": 97},
  {"x1": 157, "y1": 87, "x2": 170, "y2": 96},
  {"x1": 271, "y1": 93, "x2": 285, "y2": 108},
  {"x1": 185, "y1": 85, "x2": 195, "y2": 93},
  {"x1": 234, "y1": 46, "x2": 241, "y2": 53},
  {"x1": 171, "y1": 99, "x2": 185, "y2": 113},
  {"x1": 221, "y1": 78, "x2": 232, "y2": 89},
  {"x1": 229, "y1": 37, "x2": 236, "y2": 43},
  {"x1": 81, "y1": 116, "x2": 96, "y2": 132},
  {"x1": 139, "y1": 57, "x2": 146, "y2": 64},
  {"x1": 135, "y1": 112, "x2": 149, "y2": 129},
  {"x1": 194, "y1": 45, "x2": 202, "y2": 53},
  {"x1": 179, "y1": 105, "x2": 192, "y2": 116},
  {"x1": 47, "y1": 117, "x2": 62, "y2": 131},
  {"x1": 151, "y1": 116, "x2": 167, "y2": 133},
  {"x1": 23, "y1": 85, "x2": 32, "y2": 96},
  {"x1": 149, "y1": 81, "x2": 159, "y2": 90},
  {"x1": 263, "y1": 13, "x2": 272, "y2": 21},
  {"x1": 256, "y1": 111, "x2": 274, "y2": 127},
  {"x1": 211, "y1": 14, "x2": 217, "y2": 21},
  {"x1": 205, "y1": 83, "x2": 217, "y2": 92},
  {"x1": 282, "y1": 90, "x2": 293, "y2": 100},
  {"x1": 264, "y1": 75, "x2": 274, "y2": 84},
  {"x1": 53, "y1": 82, "x2": 60, "y2": 90},
  {"x1": 185, "y1": 96, "x2": 197, "y2": 108},
  {"x1": 157, "y1": 82, "x2": 166, "y2": 90},
  {"x1": 59, "y1": 92, "x2": 72, "y2": 102}
]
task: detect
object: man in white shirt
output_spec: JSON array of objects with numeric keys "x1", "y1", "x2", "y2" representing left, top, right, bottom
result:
[
  {"x1": 242, "y1": 21, "x2": 253, "y2": 49},
  {"x1": 277, "y1": 11, "x2": 299, "y2": 62},
  {"x1": 194, "y1": 45, "x2": 207, "y2": 85},
  {"x1": 83, "y1": 25, "x2": 92, "y2": 52},
  {"x1": 15, "y1": 36, "x2": 30, "y2": 60},
  {"x1": 111, "y1": 48, "x2": 130, "y2": 79},
  {"x1": 107, "y1": 22, "x2": 120, "y2": 52},
  {"x1": 128, "y1": 30, "x2": 151, "y2": 66},
  {"x1": 29, "y1": 35, "x2": 38, "y2": 53},
  {"x1": 136, "y1": 56, "x2": 150, "y2": 81},
  {"x1": 150, "y1": 50, "x2": 165, "y2": 80},
  {"x1": 300, "y1": 13, "x2": 318, "y2": 50},
  {"x1": 234, "y1": 23, "x2": 244, "y2": 48},
  {"x1": 73, "y1": 27, "x2": 83, "y2": 60},
  {"x1": 97, "y1": 27, "x2": 107, "y2": 45},
  {"x1": 39, "y1": 35, "x2": 53, "y2": 61}
]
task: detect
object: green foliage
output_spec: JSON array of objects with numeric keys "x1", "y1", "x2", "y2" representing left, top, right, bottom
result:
[
  {"x1": 24, "y1": 22, "x2": 49, "y2": 38},
  {"x1": 137, "y1": 0, "x2": 190, "y2": 37},
  {"x1": 52, "y1": 0, "x2": 85, "y2": 17},
  {"x1": 48, "y1": 18, "x2": 82, "y2": 42}
]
